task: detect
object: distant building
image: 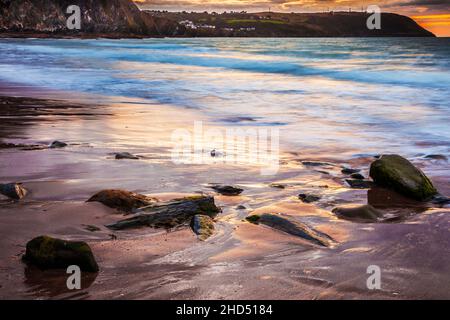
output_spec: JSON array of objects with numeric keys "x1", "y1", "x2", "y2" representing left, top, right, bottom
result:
[{"x1": 180, "y1": 20, "x2": 197, "y2": 29}]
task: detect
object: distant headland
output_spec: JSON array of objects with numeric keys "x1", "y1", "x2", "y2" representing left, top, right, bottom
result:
[{"x1": 0, "y1": 0, "x2": 435, "y2": 38}]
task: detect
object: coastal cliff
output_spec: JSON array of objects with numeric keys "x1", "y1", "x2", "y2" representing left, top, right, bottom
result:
[
  {"x1": 147, "y1": 11, "x2": 436, "y2": 37},
  {"x1": 0, "y1": 1, "x2": 435, "y2": 38},
  {"x1": 0, "y1": 0, "x2": 181, "y2": 37}
]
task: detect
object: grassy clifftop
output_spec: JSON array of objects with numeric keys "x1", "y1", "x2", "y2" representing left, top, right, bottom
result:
[{"x1": 147, "y1": 11, "x2": 435, "y2": 37}]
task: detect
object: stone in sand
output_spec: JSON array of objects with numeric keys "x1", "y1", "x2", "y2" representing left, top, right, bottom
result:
[
  {"x1": 298, "y1": 193, "x2": 321, "y2": 203},
  {"x1": 115, "y1": 152, "x2": 140, "y2": 160},
  {"x1": 345, "y1": 179, "x2": 374, "y2": 189},
  {"x1": 369, "y1": 154, "x2": 438, "y2": 201},
  {"x1": 49, "y1": 140, "x2": 67, "y2": 148},
  {"x1": 302, "y1": 161, "x2": 336, "y2": 167},
  {"x1": 424, "y1": 154, "x2": 447, "y2": 161},
  {"x1": 211, "y1": 185, "x2": 243, "y2": 196},
  {"x1": 190, "y1": 214, "x2": 215, "y2": 241},
  {"x1": 106, "y1": 195, "x2": 221, "y2": 230},
  {"x1": 87, "y1": 189, "x2": 155, "y2": 213},
  {"x1": 350, "y1": 173, "x2": 365, "y2": 180},
  {"x1": 246, "y1": 213, "x2": 334, "y2": 247},
  {"x1": 22, "y1": 236, "x2": 99, "y2": 272},
  {"x1": 332, "y1": 204, "x2": 383, "y2": 222},
  {"x1": 0, "y1": 183, "x2": 28, "y2": 200},
  {"x1": 270, "y1": 183, "x2": 286, "y2": 189},
  {"x1": 341, "y1": 168, "x2": 361, "y2": 175}
]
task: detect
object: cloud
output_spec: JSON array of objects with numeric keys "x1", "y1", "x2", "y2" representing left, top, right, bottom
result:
[{"x1": 134, "y1": 0, "x2": 450, "y2": 13}]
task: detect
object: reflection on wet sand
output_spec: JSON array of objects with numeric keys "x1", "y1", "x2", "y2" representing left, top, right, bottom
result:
[
  {"x1": 0, "y1": 91, "x2": 449, "y2": 300},
  {"x1": 24, "y1": 266, "x2": 97, "y2": 299}
]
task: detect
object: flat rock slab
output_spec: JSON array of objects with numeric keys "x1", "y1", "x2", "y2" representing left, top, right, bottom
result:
[
  {"x1": 106, "y1": 195, "x2": 221, "y2": 230},
  {"x1": 246, "y1": 213, "x2": 334, "y2": 247},
  {"x1": 332, "y1": 204, "x2": 384, "y2": 223}
]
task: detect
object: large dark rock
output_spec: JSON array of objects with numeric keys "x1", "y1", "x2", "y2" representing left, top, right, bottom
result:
[
  {"x1": 0, "y1": 183, "x2": 28, "y2": 200},
  {"x1": 246, "y1": 213, "x2": 334, "y2": 247},
  {"x1": 332, "y1": 204, "x2": 383, "y2": 222},
  {"x1": 190, "y1": 214, "x2": 215, "y2": 241},
  {"x1": 22, "y1": 236, "x2": 99, "y2": 272},
  {"x1": 87, "y1": 189, "x2": 155, "y2": 213},
  {"x1": 106, "y1": 195, "x2": 221, "y2": 230},
  {"x1": 369, "y1": 155, "x2": 438, "y2": 201},
  {"x1": 0, "y1": 0, "x2": 180, "y2": 37}
]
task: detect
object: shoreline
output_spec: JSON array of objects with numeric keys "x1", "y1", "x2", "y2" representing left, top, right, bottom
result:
[{"x1": 0, "y1": 86, "x2": 449, "y2": 300}]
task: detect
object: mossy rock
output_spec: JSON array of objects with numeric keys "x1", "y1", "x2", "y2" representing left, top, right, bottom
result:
[
  {"x1": 332, "y1": 204, "x2": 384, "y2": 223},
  {"x1": 190, "y1": 215, "x2": 215, "y2": 241},
  {"x1": 87, "y1": 189, "x2": 155, "y2": 213},
  {"x1": 22, "y1": 236, "x2": 99, "y2": 272},
  {"x1": 245, "y1": 215, "x2": 261, "y2": 224},
  {"x1": 369, "y1": 155, "x2": 438, "y2": 201}
]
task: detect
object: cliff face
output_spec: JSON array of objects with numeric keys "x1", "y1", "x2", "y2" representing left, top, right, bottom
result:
[{"x1": 0, "y1": 0, "x2": 181, "y2": 37}]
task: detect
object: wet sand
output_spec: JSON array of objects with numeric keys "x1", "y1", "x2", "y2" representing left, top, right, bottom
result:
[{"x1": 0, "y1": 85, "x2": 449, "y2": 300}]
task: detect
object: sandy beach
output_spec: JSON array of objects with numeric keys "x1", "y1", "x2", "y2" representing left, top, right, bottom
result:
[{"x1": 1, "y1": 80, "x2": 449, "y2": 299}]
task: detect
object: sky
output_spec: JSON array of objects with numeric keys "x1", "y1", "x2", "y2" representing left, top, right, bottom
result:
[{"x1": 134, "y1": 0, "x2": 450, "y2": 36}]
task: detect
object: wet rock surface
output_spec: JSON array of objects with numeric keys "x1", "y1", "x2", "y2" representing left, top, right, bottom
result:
[
  {"x1": 298, "y1": 193, "x2": 321, "y2": 203},
  {"x1": 0, "y1": 183, "x2": 28, "y2": 200},
  {"x1": 115, "y1": 152, "x2": 140, "y2": 160},
  {"x1": 345, "y1": 179, "x2": 374, "y2": 189},
  {"x1": 211, "y1": 185, "x2": 243, "y2": 196},
  {"x1": 332, "y1": 204, "x2": 384, "y2": 223},
  {"x1": 106, "y1": 195, "x2": 221, "y2": 230},
  {"x1": 49, "y1": 140, "x2": 67, "y2": 149},
  {"x1": 342, "y1": 168, "x2": 361, "y2": 175},
  {"x1": 370, "y1": 154, "x2": 438, "y2": 201},
  {"x1": 22, "y1": 236, "x2": 99, "y2": 272},
  {"x1": 246, "y1": 213, "x2": 334, "y2": 247},
  {"x1": 87, "y1": 189, "x2": 155, "y2": 213},
  {"x1": 190, "y1": 215, "x2": 215, "y2": 241}
]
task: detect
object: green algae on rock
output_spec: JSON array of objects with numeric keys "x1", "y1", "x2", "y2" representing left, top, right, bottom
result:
[
  {"x1": 370, "y1": 155, "x2": 438, "y2": 201},
  {"x1": 87, "y1": 189, "x2": 155, "y2": 213},
  {"x1": 190, "y1": 215, "x2": 215, "y2": 241},
  {"x1": 22, "y1": 236, "x2": 99, "y2": 272}
]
